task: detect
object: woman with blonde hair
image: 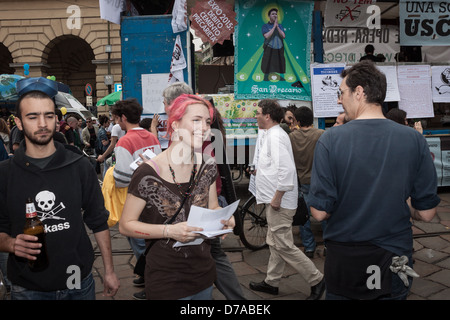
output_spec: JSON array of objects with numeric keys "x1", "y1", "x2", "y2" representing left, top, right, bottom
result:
[{"x1": 119, "y1": 94, "x2": 235, "y2": 300}]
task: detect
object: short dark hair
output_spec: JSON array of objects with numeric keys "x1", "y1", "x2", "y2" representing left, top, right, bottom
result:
[
  {"x1": 341, "y1": 60, "x2": 387, "y2": 106},
  {"x1": 98, "y1": 114, "x2": 110, "y2": 126},
  {"x1": 294, "y1": 106, "x2": 313, "y2": 127},
  {"x1": 386, "y1": 108, "x2": 407, "y2": 125},
  {"x1": 285, "y1": 104, "x2": 297, "y2": 115},
  {"x1": 268, "y1": 8, "x2": 278, "y2": 16},
  {"x1": 258, "y1": 99, "x2": 283, "y2": 123},
  {"x1": 139, "y1": 117, "x2": 152, "y2": 130},
  {"x1": 16, "y1": 91, "x2": 56, "y2": 119},
  {"x1": 111, "y1": 98, "x2": 143, "y2": 124},
  {"x1": 364, "y1": 44, "x2": 375, "y2": 54}
]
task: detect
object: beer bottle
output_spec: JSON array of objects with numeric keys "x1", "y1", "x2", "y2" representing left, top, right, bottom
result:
[{"x1": 23, "y1": 198, "x2": 49, "y2": 272}]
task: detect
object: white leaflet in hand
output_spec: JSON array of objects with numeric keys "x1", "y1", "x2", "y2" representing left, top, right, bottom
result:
[
  {"x1": 130, "y1": 149, "x2": 157, "y2": 171},
  {"x1": 173, "y1": 200, "x2": 240, "y2": 247}
]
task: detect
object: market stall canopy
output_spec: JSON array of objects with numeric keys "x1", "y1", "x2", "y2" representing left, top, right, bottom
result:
[
  {"x1": 0, "y1": 74, "x2": 24, "y2": 102},
  {"x1": 97, "y1": 91, "x2": 122, "y2": 106}
]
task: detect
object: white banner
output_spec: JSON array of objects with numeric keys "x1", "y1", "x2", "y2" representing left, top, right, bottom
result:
[
  {"x1": 172, "y1": 0, "x2": 188, "y2": 33},
  {"x1": 168, "y1": 35, "x2": 187, "y2": 84},
  {"x1": 399, "y1": 0, "x2": 450, "y2": 46},
  {"x1": 325, "y1": 0, "x2": 378, "y2": 28},
  {"x1": 323, "y1": 26, "x2": 400, "y2": 64},
  {"x1": 99, "y1": 0, "x2": 124, "y2": 25}
]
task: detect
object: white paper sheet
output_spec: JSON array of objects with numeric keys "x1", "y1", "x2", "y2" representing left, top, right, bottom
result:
[
  {"x1": 377, "y1": 65, "x2": 400, "y2": 102},
  {"x1": 141, "y1": 73, "x2": 170, "y2": 114},
  {"x1": 130, "y1": 149, "x2": 157, "y2": 171},
  {"x1": 397, "y1": 65, "x2": 434, "y2": 119},
  {"x1": 173, "y1": 200, "x2": 240, "y2": 247}
]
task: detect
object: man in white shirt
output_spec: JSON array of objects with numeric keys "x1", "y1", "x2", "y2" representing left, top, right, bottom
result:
[{"x1": 249, "y1": 99, "x2": 325, "y2": 300}]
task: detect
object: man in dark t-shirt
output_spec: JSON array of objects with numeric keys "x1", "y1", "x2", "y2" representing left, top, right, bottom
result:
[{"x1": 309, "y1": 61, "x2": 440, "y2": 300}]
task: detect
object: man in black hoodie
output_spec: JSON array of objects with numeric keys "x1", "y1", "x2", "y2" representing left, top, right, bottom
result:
[{"x1": 0, "y1": 77, "x2": 119, "y2": 299}]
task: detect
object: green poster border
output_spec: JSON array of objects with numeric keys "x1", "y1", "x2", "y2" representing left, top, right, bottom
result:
[{"x1": 234, "y1": 0, "x2": 314, "y2": 101}]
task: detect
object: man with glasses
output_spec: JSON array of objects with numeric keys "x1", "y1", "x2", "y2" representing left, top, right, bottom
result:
[
  {"x1": 309, "y1": 61, "x2": 440, "y2": 300},
  {"x1": 0, "y1": 77, "x2": 120, "y2": 299}
]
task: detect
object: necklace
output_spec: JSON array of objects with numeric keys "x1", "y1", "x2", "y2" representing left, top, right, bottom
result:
[{"x1": 168, "y1": 155, "x2": 198, "y2": 198}]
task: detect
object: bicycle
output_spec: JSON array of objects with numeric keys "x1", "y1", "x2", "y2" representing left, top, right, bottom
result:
[{"x1": 238, "y1": 195, "x2": 268, "y2": 251}]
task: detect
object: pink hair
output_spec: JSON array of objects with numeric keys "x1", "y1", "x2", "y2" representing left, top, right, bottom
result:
[{"x1": 166, "y1": 94, "x2": 215, "y2": 138}]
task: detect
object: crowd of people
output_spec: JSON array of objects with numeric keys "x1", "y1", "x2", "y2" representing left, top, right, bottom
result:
[{"x1": 0, "y1": 60, "x2": 440, "y2": 301}]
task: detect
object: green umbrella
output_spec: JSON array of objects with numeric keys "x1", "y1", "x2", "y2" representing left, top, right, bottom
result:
[{"x1": 96, "y1": 91, "x2": 122, "y2": 106}]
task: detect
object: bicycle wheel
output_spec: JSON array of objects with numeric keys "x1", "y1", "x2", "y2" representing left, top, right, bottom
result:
[{"x1": 239, "y1": 195, "x2": 268, "y2": 250}]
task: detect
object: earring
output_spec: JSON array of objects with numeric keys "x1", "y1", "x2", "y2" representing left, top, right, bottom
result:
[{"x1": 172, "y1": 130, "x2": 179, "y2": 141}]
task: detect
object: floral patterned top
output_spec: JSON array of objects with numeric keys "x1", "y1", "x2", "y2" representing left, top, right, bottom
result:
[{"x1": 127, "y1": 156, "x2": 218, "y2": 300}]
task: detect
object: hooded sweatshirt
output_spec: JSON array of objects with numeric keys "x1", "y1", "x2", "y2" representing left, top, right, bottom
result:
[{"x1": 0, "y1": 141, "x2": 109, "y2": 291}]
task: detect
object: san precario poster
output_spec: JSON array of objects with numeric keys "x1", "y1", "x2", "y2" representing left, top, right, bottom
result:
[{"x1": 235, "y1": 0, "x2": 314, "y2": 101}]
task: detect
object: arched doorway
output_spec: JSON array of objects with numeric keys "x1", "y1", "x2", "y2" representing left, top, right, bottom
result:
[
  {"x1": 43, "y1": 36, "x2": 96, "y2": 111},
  {"x1": 0, "y1": 43, "x2": 15, "y2": 75}
]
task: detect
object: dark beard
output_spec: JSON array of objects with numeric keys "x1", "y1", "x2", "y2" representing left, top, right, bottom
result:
[{"x1": 23, "y1": 128, "x2": 55, "y2": 146}]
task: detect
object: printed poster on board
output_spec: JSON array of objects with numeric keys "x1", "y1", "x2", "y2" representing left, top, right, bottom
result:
[
  {"x1": 431, "y1": 66, "x2": 450, "y2": 103},
  {"x1": 397, "y1": 65, "x2": 434, "y2": 119},
  {"x1": 438, "y1": 137, "x2": 450, "y2": 187},
  {"x1": 377, "y1": 65, "x2": 400, "y2": 102},
  {"x1": 426, "y1": 137, "x2": 443, "y2": 186},
  {"x1": 310, "y1": 63, "x2": 345, "y2": 117},
  {"x1": 235, "y1": 0, "x2": 314, "y2": 101}
]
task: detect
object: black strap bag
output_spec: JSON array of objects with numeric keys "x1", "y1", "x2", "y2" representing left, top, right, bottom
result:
[
  {"x1": 292, "y1": 182, "x2": 309, "y2": 226},
  {"x1": 133, "y1": 170, "x2": 196, "y2": 277}
]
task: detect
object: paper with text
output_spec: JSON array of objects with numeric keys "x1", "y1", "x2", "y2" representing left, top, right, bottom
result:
[
  {"x1": 130, "y1": 149, "x2": 157, "y2": 171},
  {"x1": 173, "y1": 200, "x2": 240, "y2": 247}
]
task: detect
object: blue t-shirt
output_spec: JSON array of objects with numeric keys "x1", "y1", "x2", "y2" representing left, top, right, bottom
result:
[
  {"x1": 309, "y1": 119, "x2": 440, "y2": 256},
  {"x1": 262, "y1": 23, "x2": 284, "y2": 49}
]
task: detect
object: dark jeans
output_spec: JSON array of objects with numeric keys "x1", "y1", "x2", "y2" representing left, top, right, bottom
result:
[
  {"x1": 11, "y1": 273, "x2": 95, "y2": 300},
  {"x1": 299, "y1": 184, "x2": 327, "y2": 252},
  {"x1": 211, "y1": 237, "x2": 246, "y2": 300}
]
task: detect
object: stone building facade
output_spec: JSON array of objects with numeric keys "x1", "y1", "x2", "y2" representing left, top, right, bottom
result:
[{"x1": 0, "y1": 0, "x2": 122, "y2": 112}]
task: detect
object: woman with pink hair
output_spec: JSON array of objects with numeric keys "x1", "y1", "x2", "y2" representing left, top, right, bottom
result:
[{"x1": 119, "y1": 94, "x2": 235, "y2": 300}]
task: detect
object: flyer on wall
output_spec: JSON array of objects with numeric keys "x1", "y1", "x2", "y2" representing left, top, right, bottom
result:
[
  {"x1": 397, "y1": 65, "x2": 434, "y2": 119},
  {"x1": 310, "y1": 63, "x2": 345, "y2": 118}
]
